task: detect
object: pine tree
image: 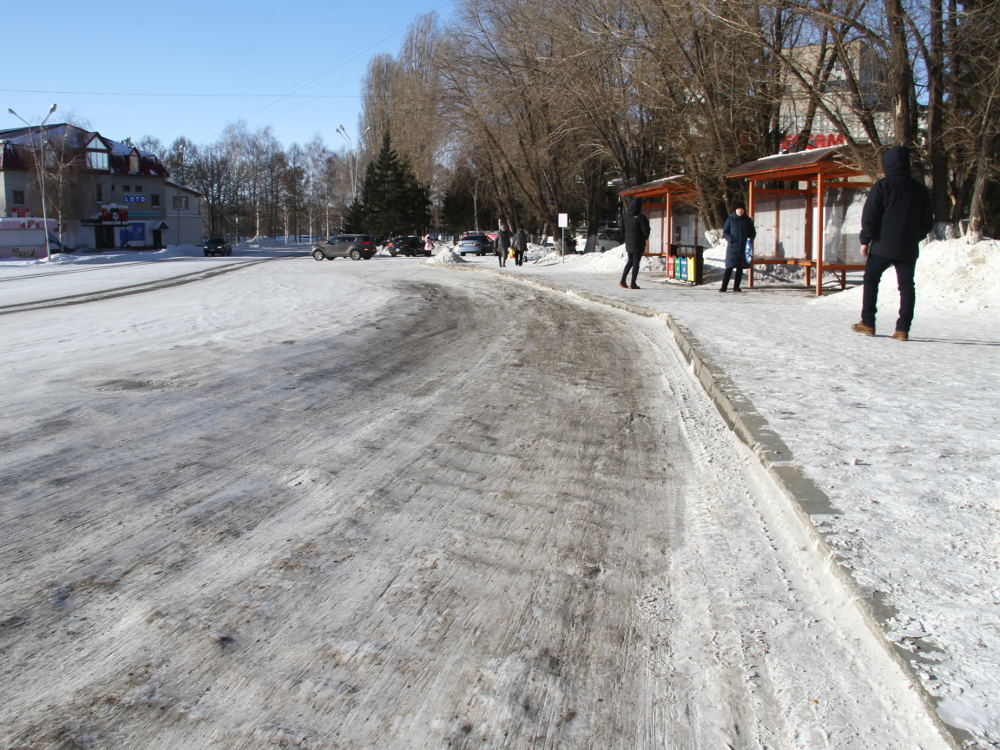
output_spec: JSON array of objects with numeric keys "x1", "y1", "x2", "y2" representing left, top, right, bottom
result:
[
  {"x1": 342, "y1": 197, "x2": 365, "y2": 234},
  {"x1": 355, "y1": 134, "x2": 430, "y2": 239}
]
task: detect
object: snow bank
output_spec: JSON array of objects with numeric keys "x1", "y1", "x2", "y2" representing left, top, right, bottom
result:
[
  {"x1": 814, "y1": 237, "x2": 1000, "y2": 313},
  {"x1": 0, "y1": 246, "x2": 205, "y2": 268}
]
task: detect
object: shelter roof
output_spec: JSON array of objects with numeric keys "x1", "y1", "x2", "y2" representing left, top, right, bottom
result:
[
  {"x1": 619, "y1": 174, "x2": 698, "y2": 201},
  {"x1": 726, "y1": 145, "x2": 868, "y2": 181}
]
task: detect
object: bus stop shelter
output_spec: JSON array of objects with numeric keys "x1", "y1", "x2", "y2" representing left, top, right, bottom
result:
[
  {"x1": 620, "y1": 175, "x2": 706, "y2": 284},
  {"x1": 725, "y1": 146, "x2": 873, "y2": 296}
]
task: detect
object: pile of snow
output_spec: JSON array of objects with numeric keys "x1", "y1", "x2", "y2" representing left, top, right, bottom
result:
[
  {"x1": 914, "y1": 238, "x2": 1000, "y2": 311},
  {"x1": 527, "y1": 244, "x2": 667, "y2": 274},
  {"x1": 575, "y1": 244, "x2": 666, "y2": 273},
  {"x1": 426, "y1": 247, "x2": 468, "y2": 265}
]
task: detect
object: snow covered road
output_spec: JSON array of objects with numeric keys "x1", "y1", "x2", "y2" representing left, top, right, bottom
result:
[{"x1": 0, "y1": 256, "x2": 949, "y2": 747}]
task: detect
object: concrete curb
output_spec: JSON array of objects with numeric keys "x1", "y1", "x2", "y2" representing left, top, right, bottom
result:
[{"x1": 445, "y1": 263, "x2": 967, "y2": 749}]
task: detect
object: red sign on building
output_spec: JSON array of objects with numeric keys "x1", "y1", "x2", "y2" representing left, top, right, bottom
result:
[
  {"x1": 780, "y1": 132, "x2": 846, "y2": 152},
  {"x1": 100, "y1": 206, "x2": 129, "y2": 224}
]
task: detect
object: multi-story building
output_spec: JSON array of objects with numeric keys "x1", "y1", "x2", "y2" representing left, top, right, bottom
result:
[
  {"x1": 778, "y1": 40, "x2": 894, "y2": 152},
  {"x1": 0, "y1": 123, "x2": 203, "y2": 251}
]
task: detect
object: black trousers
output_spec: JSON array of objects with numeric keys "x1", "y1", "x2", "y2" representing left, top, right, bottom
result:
[
  {"x1": 861, "y1": 252, "x2": 916, "y2": 333},
  {"x1": 721, "y1": 267, "x2": 743, "y2": 290},
  {"x1": 621, "y1": 251, "x2": 643, "y2": 284},
  {"x1": 497, "y1": 249, "x2": 507, "y2": 267}
]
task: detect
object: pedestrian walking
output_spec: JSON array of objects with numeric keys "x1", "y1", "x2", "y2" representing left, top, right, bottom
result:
[
  {"x1": 620, "y1": 198, "x2": 650, "y2": 289},
  {"x1": 496, "y1": 225, "x2": 511, "y2": 268},
  {"x1": 852, "y1": 146, "x2": 934, "y2": 340},
  {"x1": 720, "y1": 204, "x2": 756, "y2": 293},
  {"x1": 513, "y1": 227, "x2": 528, "y2": 266}
]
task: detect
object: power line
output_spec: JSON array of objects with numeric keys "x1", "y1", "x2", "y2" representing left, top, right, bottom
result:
[{"x1": 0, "y1": 88, "x2": 359, "y2": 99}]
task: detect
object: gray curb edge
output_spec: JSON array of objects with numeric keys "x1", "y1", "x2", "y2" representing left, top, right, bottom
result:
[{"x1": 441, "y1": 262, "x2": 968, "y2": 748}]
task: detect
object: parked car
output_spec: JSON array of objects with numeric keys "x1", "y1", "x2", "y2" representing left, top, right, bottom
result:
[
  {"x1": 47, "y1": 234, "x2": 74, "y2": 253},
  {"x1": 387, "y1": 236, "x2": 428, "y2": 257},
  {"x1": 203, "y1": 237, "x2": 233, "y2": 256},
  {"x1": 457, "y1": 232, "x2": 494, "y2": 256},
  {"x1": 312, "y1": 234, "x2": 376, "y2": 261}
]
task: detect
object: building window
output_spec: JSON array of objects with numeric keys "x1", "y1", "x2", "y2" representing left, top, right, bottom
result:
[
  {"x1": 13, "y1": 190, "x2": 25, "y2": 205},
  {"x1": 96, "y1": 184, "x2": 103, "y2": 202},
  {"x1": 87, "y1": 149, "x2": 109, "y2": 171},
  {"x1": 122, "y1": 184, "x2": 130, "y2": 192},
  {"x1": 151, "y1": 194, "x2": 160, "y2": 207},
  {"x1": 172, "y1": 196, "x2": 189, "y2": 210},
  {"x1": 129, "y1": 154, "x2": 140, "y2": 172},
  {"x1": 134, "y1": 185, "x2": 143, "y2": 192}
]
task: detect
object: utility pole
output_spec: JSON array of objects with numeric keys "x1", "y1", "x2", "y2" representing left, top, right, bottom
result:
[{"x1": 7, "y1": 103, "x2": 57, "y2": 258}]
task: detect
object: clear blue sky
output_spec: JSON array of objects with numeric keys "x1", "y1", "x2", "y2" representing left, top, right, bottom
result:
[{"x1": 5, "y1": 0, "x2": 454, "y2": 152}]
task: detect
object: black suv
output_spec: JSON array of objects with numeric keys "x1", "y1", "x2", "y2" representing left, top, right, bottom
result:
[
  {"x1": 203, "y1": 237, "x2": 233, "y2": 256},
  {"x1": 312, "y1": 234, "x2": 376, "y2": 261},
  {"x1": 387, "y1": 236, "x2": 428, "y2": 257}
]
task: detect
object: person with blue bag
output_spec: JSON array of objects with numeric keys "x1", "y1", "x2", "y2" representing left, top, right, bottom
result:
[{"x1": 721, "y1": 203, "x2": 756, "y2": 293}]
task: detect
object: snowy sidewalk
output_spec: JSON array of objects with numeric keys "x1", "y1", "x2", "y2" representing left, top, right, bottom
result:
[{"x1": 434, "y1": 239, "x2": 1000, "y2": 749}]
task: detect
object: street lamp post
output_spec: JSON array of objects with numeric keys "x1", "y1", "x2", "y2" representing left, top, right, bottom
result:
[
  {"x1": 8, "y1": 104, "x2": 57, "y2": 259},
  {"x1": 336, "y1": 124, "x2": 358, "y2": 200}
]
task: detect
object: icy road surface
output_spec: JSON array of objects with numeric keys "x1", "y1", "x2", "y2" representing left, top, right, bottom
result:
[{"x1": 0, "y1": 257, "x2": 947, "y2": 748}]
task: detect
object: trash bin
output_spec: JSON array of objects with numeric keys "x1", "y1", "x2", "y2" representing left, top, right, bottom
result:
[{"x1": 666, "y1": 244, "x2": 704, "y2": 284}]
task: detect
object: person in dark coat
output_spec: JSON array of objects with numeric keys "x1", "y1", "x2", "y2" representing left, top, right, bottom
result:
[
  {"x1": 720, "y1": 204, "x2": 756, "y2": 292},
  {"x1": 852, "y1": 145, "x2": 934, "y2": 340},
  {"x1": 496, "y1": 224, "x2": 511, "y2": 268},
  {"x1": 513, "y1": 227, "x2": 528, "y2": 266},
  {"x1": 620, "y1": 197, "x2": 650, "y2": 289}
]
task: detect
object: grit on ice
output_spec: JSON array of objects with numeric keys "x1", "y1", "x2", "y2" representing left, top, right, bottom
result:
[{"x1": 0, "y1": 235, "x2": 997, "y2": 748}]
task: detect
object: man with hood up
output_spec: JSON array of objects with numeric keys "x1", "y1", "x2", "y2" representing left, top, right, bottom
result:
[
  {"x1": 852, "y1": 145, "x2": 934, "y2": 341},
  {"x1": 620, "y1": 197, "x2": 651, "y2": 289}
]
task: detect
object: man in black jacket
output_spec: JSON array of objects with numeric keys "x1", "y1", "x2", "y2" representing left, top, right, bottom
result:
[
  {"x1": 852, "y1": 146, "x2": 934, "y2": 340},
  {"x1": 620, "y1": 197, "x2": 651, "y2": 289}
]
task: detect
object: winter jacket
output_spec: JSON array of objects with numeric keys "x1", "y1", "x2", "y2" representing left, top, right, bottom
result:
[
  {"x1": 723, "y1": 212, "x2": 756, "y2": 269},
  {"x1": 513, "y1": 229, "x2": 528, "y2": 252},
  {"x1": 860, "y1": 146, "x2": 934, "y2": 260},
  {"x1": 496, "y1": 228, "x2": 511, "y2": 254},
  {"x1": 623, "y1": 198, "x2": 651, "y2": 255}
]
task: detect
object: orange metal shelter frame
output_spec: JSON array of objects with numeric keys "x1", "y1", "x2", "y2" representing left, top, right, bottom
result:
[
  {"x1": 619, "y1": 175, "x2": 700, "y2": 257},
  {"x1": 726, "y1": 146, "x2": 873, "y2": 296}
]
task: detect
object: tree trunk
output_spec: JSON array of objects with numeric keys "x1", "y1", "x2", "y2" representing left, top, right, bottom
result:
[
  {"x1": 927, "y1": 0, "x2": 950, "y2": 235},
  {"x1": 886, "y1": 0, "x2": 918, "y2": 146}
]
